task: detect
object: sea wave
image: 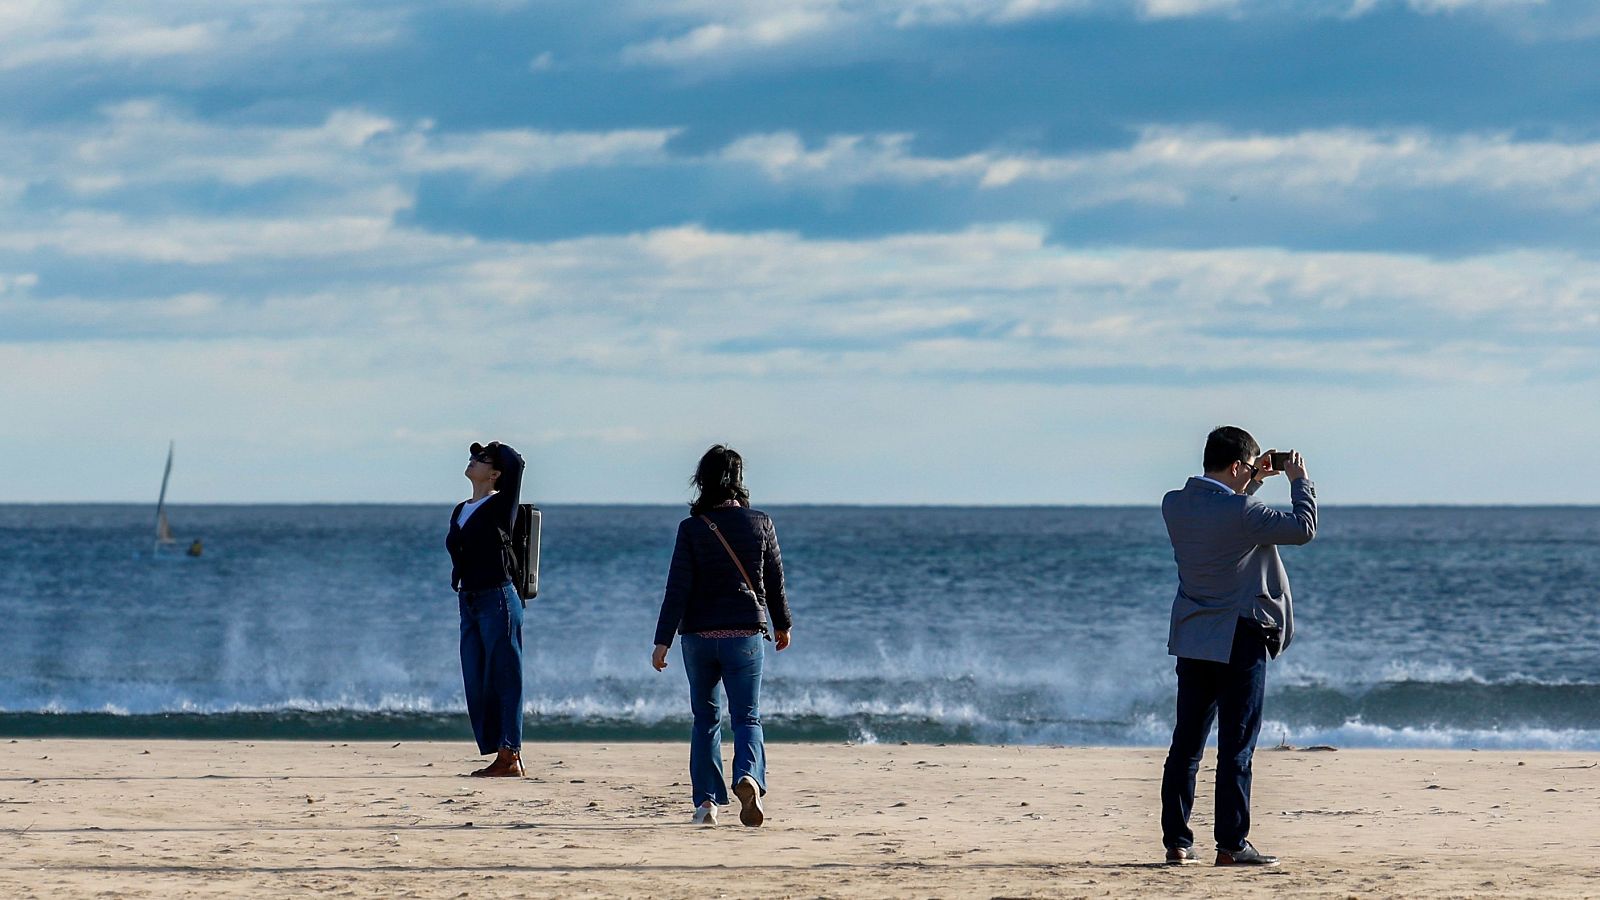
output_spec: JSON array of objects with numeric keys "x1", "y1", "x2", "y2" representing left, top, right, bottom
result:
[
  {"x1": 5, "y1": 677, "x2": 1600, "y2": 749},
  {"x1": 4, "y1": 708, "x2": 1598, "y2": 750},
  {"x1": 1260, "y1": 719, "x2": 1600, "y2": 752}
]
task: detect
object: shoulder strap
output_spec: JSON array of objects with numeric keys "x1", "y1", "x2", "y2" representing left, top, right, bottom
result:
[
  {"x1": 449, "y1": 502, "x2": 468, "y2": 591},
  {"x1": 699, "y1": 514, "x2": 759, "y2": 595},
  {"x1": 497, "y1": 514, "x2": 522, "y2": 575}
]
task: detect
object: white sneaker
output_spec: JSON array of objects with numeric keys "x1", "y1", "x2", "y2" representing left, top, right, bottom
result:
[
  {"x1": 691, "y1": 801, "x2": 718, "y2": 826},
  {"x1": 733, "y1": 776, "x2": 764, "y2": 827}
]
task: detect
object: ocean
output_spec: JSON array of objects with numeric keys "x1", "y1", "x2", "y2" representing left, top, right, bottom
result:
[{"x1": 2, "y1": 504, "x2": 1596, "y2": 748}]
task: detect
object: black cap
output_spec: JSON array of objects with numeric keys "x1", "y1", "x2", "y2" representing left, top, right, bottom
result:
[{"x1": 470, "y1": 441, "x2": 522, "y2": 474}]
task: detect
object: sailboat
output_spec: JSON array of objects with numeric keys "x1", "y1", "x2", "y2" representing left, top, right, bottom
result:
[{"x1": 154, "y1": 441, "x2": 202, "y2": 557}]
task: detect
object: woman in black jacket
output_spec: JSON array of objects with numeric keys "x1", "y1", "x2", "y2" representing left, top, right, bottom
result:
[
  {"x1": 445, "y1": 440, "x2": 527, "y2": 777},
  {"x1": 651, "y1": 445, "x2": 793, "y2": 827}
]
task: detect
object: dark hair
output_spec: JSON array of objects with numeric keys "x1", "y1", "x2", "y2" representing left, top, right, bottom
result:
[
  {"x1": 1203, "y1": 426, "x2": 1260, "y2": 473},
  {"x1": 689, "y1": 444, "x2": 750, "y2": 516}
]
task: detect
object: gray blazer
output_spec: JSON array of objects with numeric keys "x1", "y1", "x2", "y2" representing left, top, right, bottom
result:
[{"x1": 1162, "y1": 476, "x2": 1317, "y2": 663}]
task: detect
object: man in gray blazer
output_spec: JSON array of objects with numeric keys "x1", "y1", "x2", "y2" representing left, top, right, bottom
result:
[{"x1": 1159, "y1": 426, "x2": 1316, "y2": 867}]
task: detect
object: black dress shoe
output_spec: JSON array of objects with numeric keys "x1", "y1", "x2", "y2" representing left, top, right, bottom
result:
[
  {"x1": 1215, "y1": 841, "x2": 1279, "y2": 866},
  {"x1": 1165, "y1": 846, "x2": 1200, "y2": 865}
]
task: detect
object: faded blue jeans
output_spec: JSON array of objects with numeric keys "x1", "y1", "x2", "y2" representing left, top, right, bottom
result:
[
  {"x1": 680, "y1": 633, "x2": 767, "y2": 807},
  {"x1": 458, "y1": 582, "x2": 524, "y2": 754}
]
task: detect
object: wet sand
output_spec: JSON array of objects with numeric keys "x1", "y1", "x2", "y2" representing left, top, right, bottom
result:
[{"x1": 1, "y1": 740, "x2": 1596, "y2": 898}]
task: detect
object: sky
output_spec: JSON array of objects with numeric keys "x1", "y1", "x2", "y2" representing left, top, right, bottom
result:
[{"x1": 2, "y1": 0, "x2": 1598, "y2": 505}]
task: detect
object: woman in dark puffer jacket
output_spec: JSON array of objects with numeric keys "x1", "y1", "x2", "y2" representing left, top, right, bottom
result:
[{"x1": 651, "y1": 445, "x2": 793, "y2": 827}]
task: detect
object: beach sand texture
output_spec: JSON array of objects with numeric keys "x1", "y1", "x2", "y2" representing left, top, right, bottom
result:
[{"x1": 2, "y1": 740, "x2": 1596, "y2": 898}]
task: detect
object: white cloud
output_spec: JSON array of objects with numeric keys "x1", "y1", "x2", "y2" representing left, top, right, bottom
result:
[
  {"x1": 8, "y1": 104, "x2": 1600, "y2": 287},
  {"x1": 5, "y1": 221, "x2": 1598, "y2": 503},
  {"x1": 1138, "y1": 0, "x2": 1242, "y2": 19},
  {"x1": 1404, "y1": 0, "x2": 1542, "y2": 12},
  {"x1": 616, "y1": 0, "x2": 1562, "y2": 65},
  {"x1": 1, "y1": 21, "x2": 217, "y2": 70},
  {"x1": 0, "y1": 0, "x2": 404, "y2": 72},
  {"x1": 617, "y1": 0, "x2": 1130, "y2": 65},
  {"x1": 405, "y1": 127, "x2": 678, "y2": 179},
  {"x1": 0, "y1": 0, "x2": 1563, "y2": 78},
  {"x1": 888, "y1": 0, "x2": 1095, "y2": 26},
  {"x1": 0, "y1": 100, "x2": 677, "y2": 207},
  {"x1": 720, "y1": 132, "x2": 989, "y2": 184},
  {"x1": 621, "y1": 7, "x2": 837, "y2": 64},
  {"x1": 0, "y1": 271, "x2": 40, "y2": 294},
  {"x1": 719, "y1": 126, "x2": 1600, "y2": 212},
  {"x1": 4, "y1": 103, "x2": 1597, "y2": 440},
  {"x1": 0, "y1": 3, "x2": 218, "y2": 71},
  {"x1": 0, "y1": 210, "x2": 467, "y2": 265},
  {"x1": 8, "y1": 219, "x2": 1596, "y2": 385}
]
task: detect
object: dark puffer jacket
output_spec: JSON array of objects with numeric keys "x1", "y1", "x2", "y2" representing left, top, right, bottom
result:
[{"x1": 653, "y1": 505, "x2": 792, "y2": 647}]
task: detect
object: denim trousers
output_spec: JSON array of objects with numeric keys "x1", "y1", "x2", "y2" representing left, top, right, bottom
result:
[
  {"x1": 680, "y1": 633, "x2": 767, "y2": 807},
  {"x1": 1161, "y1": 621, "x2": 1269, "y2": 852},
  {"x1": 458, "y1": 582, "x2": 524, "y2": 754}
]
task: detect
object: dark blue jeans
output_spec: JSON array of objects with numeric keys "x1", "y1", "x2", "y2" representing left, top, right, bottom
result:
[
  {"x1": 1161, "y1": 621, "x2": 1269, "y2": 852},
  {"x1": 458, "y1": 582, "x2": 524, "y2": 754},
  {"x1": 680, "y1": 633, "x2": 767, "y2": 807}
]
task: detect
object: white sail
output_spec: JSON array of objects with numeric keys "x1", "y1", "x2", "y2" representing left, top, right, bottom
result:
[{"x1": 155, "y1": 441, "x2": 176, "y2": 547}]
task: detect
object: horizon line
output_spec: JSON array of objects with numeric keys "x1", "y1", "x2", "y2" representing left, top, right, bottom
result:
[{"x1": 6, "y1": 501, "x2": 1600, "y2": 510}]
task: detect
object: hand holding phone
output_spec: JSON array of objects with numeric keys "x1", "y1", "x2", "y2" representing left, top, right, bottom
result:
[
  {"x1": 1283, "y1": 450, "x2": 1308, "y2": 480},
  {"x1": 1253, "y1": 450, "x2": 1283, "y2": 479}
]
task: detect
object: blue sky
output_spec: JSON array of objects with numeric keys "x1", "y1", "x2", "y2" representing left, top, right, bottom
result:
[{"x1": 2, "y1": 0, "x2": 1598, "y2": 504}]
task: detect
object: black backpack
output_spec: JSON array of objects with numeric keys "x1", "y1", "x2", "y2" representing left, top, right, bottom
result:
[{"x1": 503, "y1": 504, "x2": 541, "y2": 605}]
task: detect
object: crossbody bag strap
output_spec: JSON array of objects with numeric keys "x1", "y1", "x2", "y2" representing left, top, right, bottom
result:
[{"x1": 699, "y1": 514, "x2": 759, "y2": 596}]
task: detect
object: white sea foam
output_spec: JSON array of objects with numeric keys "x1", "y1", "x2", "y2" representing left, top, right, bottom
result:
[
  {"x1": 1260, "y1": 719, "x2": 1600, "y2": 751},
  {"x1": 8, "y1": 686, "x2": 1600, "y2": 750}
]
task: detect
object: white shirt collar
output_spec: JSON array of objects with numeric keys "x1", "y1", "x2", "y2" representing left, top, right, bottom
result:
[
  {"x1": 1194, "y1": 475, "x2": 1236, "y2": 495},
  {"x1": 456, "y1": 492, "x2": 497, "y2": 525}
]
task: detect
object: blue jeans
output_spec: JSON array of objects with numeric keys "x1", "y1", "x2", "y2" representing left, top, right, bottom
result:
[
  {"x1": 458, "y1": 582, "x2": 523, "y2": 754},
  {"x1": 680, "y1": 633, "x2": 767, "y2": 807},
  {"x1": 1161, "y1": 621, "x2": 1269, "y2": 852}
]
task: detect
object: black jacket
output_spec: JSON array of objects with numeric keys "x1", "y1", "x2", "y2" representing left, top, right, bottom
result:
[
  {"x1": 653, "y1": 506, "x2": 792, "y2": 647},
  {"x1": 445, "y1": 446, "x2": 526, "y2": 592}
]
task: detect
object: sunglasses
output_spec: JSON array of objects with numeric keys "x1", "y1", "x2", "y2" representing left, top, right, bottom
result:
[{"x1": 470, "y1": 453, "x2": 495, "y2": 465}]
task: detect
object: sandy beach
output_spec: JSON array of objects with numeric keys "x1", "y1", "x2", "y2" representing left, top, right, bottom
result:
[{"x1": 1, "y1": 740, "x2": 1596, "y2": 898}]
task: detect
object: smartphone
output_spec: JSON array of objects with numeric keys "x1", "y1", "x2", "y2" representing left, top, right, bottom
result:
[{"x1": 1268, "y1": 450, "x2": 1294, "y2": 470}]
